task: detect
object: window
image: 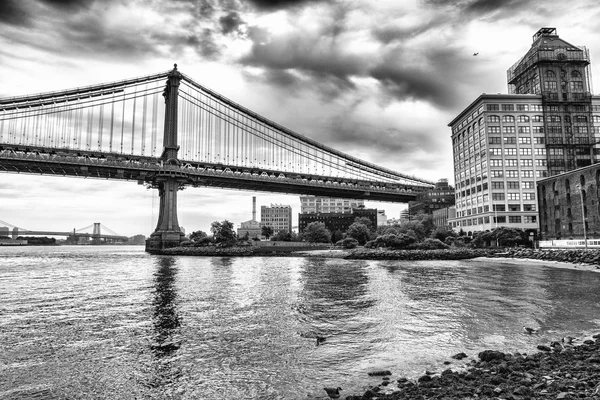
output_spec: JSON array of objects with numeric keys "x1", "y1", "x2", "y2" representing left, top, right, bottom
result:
[
  {"x1": 488, "y1": 126, "x2": 501, "y2": 133},
  {"x1": 505, "y1": 148, "x2": 517, "y2": 155},
  {"x1": 519, "y1": 137, "x2": 531, "y2": 144},
  {"x1": 492, "y1": 182, "x2": 504, "y2": 189},
  {"x1": 489, "y1": 148, "x2": 502, "y2": 155},
  {"x1": 520, "y1": 159, "x2": 533, "y2": 167},
  {"x1": 534, "y1": 148, "x2": 546, "y2": 155},
  {"x1": 544, "y1": 81, "x2": 557, "y2": 91},
  {"x1": 502, "y1": 115, "x2": 515, "y2": 123},
  {"x1": 507, "y1": 193, "x2": 520, "y2": 201},
  {"x1": 505, "y1": 159, "x2": 518, "y2": 166},
  {"x1": 518, "y1": 115, "x2": 530, "y2": 122},
  {"x1": 503, "y1": 126, "x2": 516, "y2": 134},
  {"x1": 518, "y1": 126, "x2": 531, "y2": 134},
  {"x1": 549, "y1": 148, "x2": 564, "y2": 156},
  {"x1": 493, "y1": 204, "x2": 505, "y2": 211},
  {"x1": 546, "y1": 70, "x2": 556, "y2": 78},
  {"x1": 532, "y1": 115, "x2": 543, "y2": 122},
  {"x1": 509, "y1": 216, "x2": 522, "y2": 223},
  {"x1": 535, "y1": 159, "x2": 547, "y2": 166},
  {"x1": 522, "y1": 182, "x2": 534, "y2": 189},
  {"x1": 570, "y1": 81, "x2": 584, "y2": 92},
  {"x1": 536, "y1": 170, "x2": 548, "y2": 178},
  {"x1": 506, "y1": 170, "x2": 519, "y2": 177},
  {"x1": 504, "y1": 137, "x2": 516, "y2": 144},
  {"x1": 492, "y1": 193, "x2": 505, "y2": 200},
  {"x1": 532, "y1": 127, "x2": 545, "y2": 134},
  {"x1": 489, "y1": 137, "x2": 501, "y2": 144},
  {"x1": 522, "y1": 193, "x2": 535, "y2": 200},
  {"x1": 495, "y1": 216, "x2": 507, "y2": 223},
  {"x1": 549, "y1": 115, "x2": 561, "y2": 122},
  {"x1": 520, "y1": 148, "x2": 532, "y2": 155},
  {"x1": 523, "y1": 216, "x2": 537, "y2": 223},
  {"x1": 487, "y1": 104, "x2": 500, "y2": 111},
  {"x1": 517, "y1": 105, "x2": 529, "y2": 111},
  {"x1": 573, "y1": 115, "x2": 588, "y2": 123},
  {"x1": 490, "y1": 159, "x2": 503, "y2": 166},
  {"x1": 531, "y1": 105, "x2": 543, "y2": 112},
  {"x1": 507, "y1": 181, "x2": 519, "y2": 189},
  {"x1": 502, "y1": 104, "x2": 514, "y2": 111},
  {"x1": 522, "y1": 170, "x2": 534, "y2": 178},
  {"x1": 523, "y1": 204, "x2": 536, "y2": 211},
  {"x1": 491, "y1": 170, "x2": 504, "y2": 177},
  {"x1": 534, "y1": 137, "x2": 545, "y2": 145}
]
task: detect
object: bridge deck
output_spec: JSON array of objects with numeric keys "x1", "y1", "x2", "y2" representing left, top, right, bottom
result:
[{"x1": 0, "y1": 145, "x2": 429, "y2": 202}]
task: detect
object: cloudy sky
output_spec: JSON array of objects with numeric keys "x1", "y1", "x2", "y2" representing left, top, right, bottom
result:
[{"x1": 2, "y1": 0, "x2": 600, "y2": 237}]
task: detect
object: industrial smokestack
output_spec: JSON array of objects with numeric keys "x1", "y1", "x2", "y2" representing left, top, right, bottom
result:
[{"x1": 252, "y1": 196, "x2": 256, "y2": 221}]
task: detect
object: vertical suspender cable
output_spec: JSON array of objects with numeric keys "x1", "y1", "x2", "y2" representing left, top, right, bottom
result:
[
  {"x1": 120, "y1": 90, "x2": 126, "y2": 153},
  {"x1": 151, "y1": 90, "x2": 158, "y2": 157},
  {"x1": 131, "y1": 85, "x2": 138, "y2": 154},
  {"x1": 98, "y1": 103, "x2": 104, "y2": 151},
  {"x1": 141, "y1": 86, "x2": 148, "y2": 156},
  {"x1": 109, "y1": 93, "x2": 115, "y2": 153}
]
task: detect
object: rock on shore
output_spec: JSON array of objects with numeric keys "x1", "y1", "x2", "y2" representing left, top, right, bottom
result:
[
  {"x1": 494, "y1": 248, "x2": 600, "y2": 267},
  {"x1": 345, "y1": 336, "x2": 600, "y2": 399}
]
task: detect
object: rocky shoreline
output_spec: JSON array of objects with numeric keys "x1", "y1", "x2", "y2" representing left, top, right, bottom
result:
[{"x1": 345, "y1": 334, "x2": 600, "y2": 400}]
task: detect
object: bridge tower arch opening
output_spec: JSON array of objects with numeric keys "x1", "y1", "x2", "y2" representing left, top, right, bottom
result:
[{"x1": 145, "y1": 65, "x2": 187, "y2": 252}]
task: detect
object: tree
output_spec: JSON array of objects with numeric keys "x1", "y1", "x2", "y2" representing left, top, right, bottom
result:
[
  {"x1": 271, "y1": 230, "x2": 294, "y2": 241},
  {"x1": 261, "y1": 225, "x2": 274, "y2": 239},
  {"x1": 210, "y1": 220, "x2": 237, "y2": 246},
  {"x1": 431, "y1": 226, "x2": 456, "y2": 242},
  {"x1": 345, "y1": 222, "x2": 371, "y2": 245},
  {"x1": 189, "y1": 230, "x2": 208, "y2": 242},
  {"x1": 331, "y1": 229, "x2": 344, "y2": 244},
  {"x1": 302, "y1": 222, "x2": 331, "y2": 243},
  {"x1": 354, "y1": 217, "x2": 374, "y2": 231}
]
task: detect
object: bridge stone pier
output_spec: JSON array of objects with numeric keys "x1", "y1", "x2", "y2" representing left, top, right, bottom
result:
[{"x1": 145, "y1": 66, "x2": 187, "y2": 253}]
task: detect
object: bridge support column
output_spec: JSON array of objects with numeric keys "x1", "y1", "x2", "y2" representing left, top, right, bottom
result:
[
  {"x1": 145, "y1": 176, "x2": 187, "y2": 252},
  {"x1": 145, "y1": 64, "x2": 187, "y2": 253}
]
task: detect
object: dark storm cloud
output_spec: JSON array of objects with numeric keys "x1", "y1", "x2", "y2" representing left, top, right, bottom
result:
[
  {"x1": 0, "y1": 0, "x2": 98, "y2": 26},
  {"x1": 0, "y1": 0, "x2": 31, "y2": 25},
  {"x1": 246, "y1": 0, "x2": 324, "y2": 11},
  {"x1": 219, "y1": 11, "x2": 243, "y2": 34}
]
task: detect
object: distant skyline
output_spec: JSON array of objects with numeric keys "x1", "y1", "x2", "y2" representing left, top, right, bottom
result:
[{"x1": 2, "y1": 0, "x2": 600, "y2": 236}]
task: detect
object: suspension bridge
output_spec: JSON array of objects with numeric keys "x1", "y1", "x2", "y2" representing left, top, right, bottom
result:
[
  {"x1": 0, "y1": 220, "x2": 128, "y2": 243},
  {"x1": 0, "y1": 64, "x2": 434, "y2": 252}
]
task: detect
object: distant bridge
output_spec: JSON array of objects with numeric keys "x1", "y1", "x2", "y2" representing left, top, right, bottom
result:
[{"x1": 0, "y1": 220, "x2": 128, "y2": 242}]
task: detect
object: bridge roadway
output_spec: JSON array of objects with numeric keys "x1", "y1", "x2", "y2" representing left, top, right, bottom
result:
[{"x1": 0, "y1": 144, "x2": 431, "y2": 202}]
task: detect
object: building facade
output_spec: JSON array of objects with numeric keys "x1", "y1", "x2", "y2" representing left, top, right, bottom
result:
[
  {"x1": 299, "y1": 196, "x2": 365, "y2": 214},
  {"x1": 537, "y1": 163, "x2": 600, "y2": 239},
  {"x1": 408, "y1": 179, "x2": 455, "y2": 217},
  {"x1": 432, "y1": 206, "x2": 456, "y2": 229},
  {"x1": 261, "y1": 204, "x2": 292, "y2": 234},
  {"x1": 449, "y1": 28, "x2": 600, "y2": 235}
]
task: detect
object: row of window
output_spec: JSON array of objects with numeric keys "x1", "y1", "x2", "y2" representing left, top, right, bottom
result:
[
  {"x1": 491, "y1": 193, "x2": 536, "y2": 200},
  {"x1": 450, "y1": 215, "x2": 537, "y2": 228},
  {"x1": 489, "y1": 159, "x2": 547, "y2": 167},
  {"x1": 487, "y1": 114, "x2": 593, "y2": 123},
  {"x1": 490, "y1": 170, "x2": 548, "y2": 178},
  {"x1": 489, "y1": 147, "x2": 546, "y2": 155}
]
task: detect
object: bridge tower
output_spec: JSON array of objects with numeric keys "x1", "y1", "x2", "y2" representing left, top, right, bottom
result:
[{"x1": 145, "y1": 65, "x2": 187, "y2": 252}]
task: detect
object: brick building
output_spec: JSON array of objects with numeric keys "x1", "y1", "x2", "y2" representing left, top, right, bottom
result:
[{"x1": 537, "y1": 163, "x2": 600, "y2": 239}]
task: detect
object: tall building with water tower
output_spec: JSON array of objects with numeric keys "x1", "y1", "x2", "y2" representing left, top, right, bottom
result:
[{"x1": 448, "y1": 28, "x2": 600, "y2": 237}]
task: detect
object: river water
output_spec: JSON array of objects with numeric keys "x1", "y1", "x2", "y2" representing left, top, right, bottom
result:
[{"x1": 1, "y1": 246, "x2": 600, "y2": 399}]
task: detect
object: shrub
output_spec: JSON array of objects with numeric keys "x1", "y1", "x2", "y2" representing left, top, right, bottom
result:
[
  {"x1": 414, "y1": 238, "x2": 450, "y2": 250},
  {"x1": 340, "y1": 237, "x2": 359, "y2": 249}
]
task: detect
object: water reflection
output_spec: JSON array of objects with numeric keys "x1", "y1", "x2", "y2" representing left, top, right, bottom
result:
[{"x1": 151, "y1": 256, "x2": 180, "y2": 356}]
